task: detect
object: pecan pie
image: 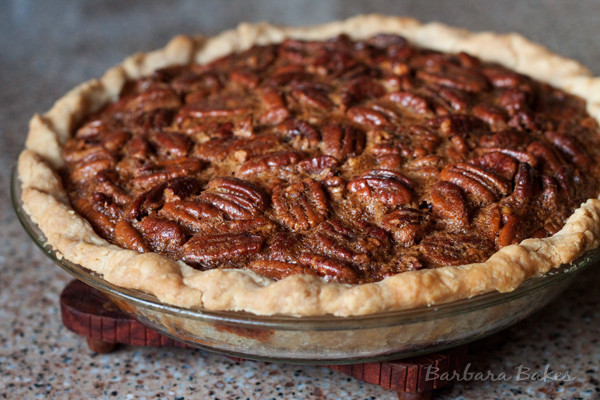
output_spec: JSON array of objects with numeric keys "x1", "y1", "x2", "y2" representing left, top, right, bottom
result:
[{"x1": 18, "y1": 16, "x2": 600, "y2": 316}]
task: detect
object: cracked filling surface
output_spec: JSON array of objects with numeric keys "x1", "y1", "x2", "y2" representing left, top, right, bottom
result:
[{"x1": 62, "y1": 34, "x2": 600, "y2": 284}]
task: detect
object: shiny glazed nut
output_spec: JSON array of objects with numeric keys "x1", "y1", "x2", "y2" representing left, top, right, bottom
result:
[
  {"x1": 238, "y1": 151, "x2": 304, "y2": 176},
  {"x1": 440, "y1": 163, "x2": 511, "y2": 205},
  {"x1": 321, "y1": 124, "x2": 365, "y2": 160},
  {"x1": 158, "y1": 200, "x2": 223, "y2": 232},
  {"x1": 276, "y1": 118, "x2": 320, "y2": 149},
  {"x1": 114, "y1": 220, "x2": 150, "y2": 253},
  {"x1": 381, "y1": 207, "x2": 430, "y2": 245},
  {"x1": 385, "y1": 91, "x2": 432, "y2": 114},
  {"x1": 272, "y1": 179, "x2": 328, "y2": 231},
  {"x1": 72, "y1": 198, "x2": 115, "y2": 239},
  {"x1": 291, "y1": 85, "x2": 334, "y2": 111},
  {"x1": 258, "y1": 87, "x2": 290, "y2": 125},
  {"x1": 247, "y1": 260, "x2": 314, "y2": 280},
  {"x1": 347, "y1": 169, "x2": 413, "y2": 207},
  {"x1": 183, "y1": 233, "x2": 263, "y2": 264},
  {"x1": 200, "y1": 177, "x2": 268, "y2": 220},
  {"x1": 137, "y1": 216, "x2": 187, "y2": 256},
  {"x1": 299, "y1": 254, "x2": 359, "y2": 283},
  {"x1": 132, "y1": 158, "x2": 205, "y2": 190},
  {"x1": 544, "y1": 130, "x2": 590, "y2": 169},
  {"x1": 416, "y1": 63, "x2": 489, "y2": 93},
  {"x1": 347, "y1": 106, "x2": 391, "y2": 127},
  {"x1": 471, "y1": 151, "x2": 518, "y2": 181},
  {"x1": 431, "y1": 181, "x2": 469, "y2": 226},
  {"x1": 297, "y1": 155, "x2": 339, "y2": 174}
]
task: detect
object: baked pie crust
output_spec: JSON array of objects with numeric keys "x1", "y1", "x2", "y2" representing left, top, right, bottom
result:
[{"x1": 18, "y1": 15, "x2": 600, "y2": 316}]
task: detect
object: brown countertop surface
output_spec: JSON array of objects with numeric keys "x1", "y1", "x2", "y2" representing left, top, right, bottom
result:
[{"x1": 1, "y1": 1, "x2": 599, "y2": 399}]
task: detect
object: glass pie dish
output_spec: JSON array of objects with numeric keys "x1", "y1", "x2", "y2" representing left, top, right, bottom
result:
[{"x1": 12, "y1": 168, "x2": 600, "y2": 364}]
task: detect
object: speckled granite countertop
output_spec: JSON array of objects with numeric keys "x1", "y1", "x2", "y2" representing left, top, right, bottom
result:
[{"x1": 1, "y1": 1, "x2": 599, "y2": 399}]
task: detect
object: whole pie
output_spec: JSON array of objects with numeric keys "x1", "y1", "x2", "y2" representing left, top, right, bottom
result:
[{"x1": 18, "y1": 15, "x2": 600, "y2": 316}]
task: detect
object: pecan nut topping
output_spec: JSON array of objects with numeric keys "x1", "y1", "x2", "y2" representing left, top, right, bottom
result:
[
  {"x1": 347, "y1": 169, "x2": 413, "y2": 207},
  {"x1": 200, "y1": 177, "x2": 268, "y2": 220},
  {"x1": 272, "y1": 179, "x2": 329, "y2": 231},
  {"x1": 59, "y1": 32, "x2": 600, "y2": 286}
]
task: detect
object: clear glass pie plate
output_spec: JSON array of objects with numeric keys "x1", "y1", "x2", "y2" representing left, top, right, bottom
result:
[{"x1": 12, "y1": 168, "x2": 600, "y2": 364}]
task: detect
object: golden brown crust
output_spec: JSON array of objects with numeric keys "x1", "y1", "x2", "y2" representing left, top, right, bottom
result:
[{"x1": 18, "y1": 15, "x2": 600, "y2": 316}]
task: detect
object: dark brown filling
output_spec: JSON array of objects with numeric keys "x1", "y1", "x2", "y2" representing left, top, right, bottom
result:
[{"x1": 62, "y1": 34, "x2": 600, "y2": 284}]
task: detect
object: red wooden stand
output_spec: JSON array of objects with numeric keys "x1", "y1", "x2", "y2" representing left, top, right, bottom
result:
[{"x1": 60, "y1": 280, "x2": 467, "y2": 399}]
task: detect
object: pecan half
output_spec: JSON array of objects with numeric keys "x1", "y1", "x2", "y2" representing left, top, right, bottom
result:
[
  {"x1": 478, "y1": 147, "x2": 537, "y2": 166},
  {"x1": 230, "y1": 68, "x2": 259, "y2": 88},
  {"x1": 481, "y1": 65, "x2": 531, "y2": 89},
  {"x1": 478, "y1": 129, "x2": 525, "y2": 149},
  {"x1": 238, "y1": 151, "x2": 304, "y2": 176},
  {"x1": 440, "y1": 163, "x2": 511, "y2": 205},
  {"x1": 499, "y1": 88, "x2": 531, "y2": 115},
  {"x1": 237, "y1": 44, "x2": 277, "y2": 71},
  {"x1": 169, "y1": 68, "x2": 222, "y2": 96},
  {"x1": 266, "y1": 232, "x2": 302, "y2": 263},
  {"x1": 195, "y1": 135, "x2": 279, "y2": 162},
  {"x1": 128, "y1": 177, "x2": 203, "y2": 220},
  {"x1": 247, "y1": 260, "x2": 313, "y2": 280},
  {"x1": 151, "y1": 132, "x2": 191, "y2": 158},
  {"x1": 385, "y1": 91, "x2": 432, "y2": 115},
  {"x1": 158, "y1": 200, "x2": 223, "y2": 232},
  {"x1": 526, "y1": 141, "x2": 572, "y2": 198},
  {"x1": 308, "y1": 220, "x2": 388, "y2": 266},
  {"x1": 381, "y1": 207, "x2": 430, "y2": 245},
  {"x1": 291, "y1": 84, "x2": 334, "y2": 111},
  {"x1": 200, "y1": 177, "x2": 268, "y2": 220},
  {"x1": 272, "y1": 179, "x2": 328, "y2": 231},
  {"x1": 417, "y1": 64, "x2": 489, "y2": 93},
  {"x1": 96, "y1": 170, "x2": 131, "y2": 206},
  {"x1": 430, "y1": 181, "x2": 469, "y2": 226},
  {"x1": 347, "y1": 106, "x2": 390, "y2": 127},
  {"x1": 512, "y1": 163, "x2": 538, "y2": 204},
  {"x1": 132, "y1": 157, "x2": 205, "y2": 190},
  {"x1": 68, "y1": 152, "x2": 115, "y2": 183},
  {"x1": 72, "y1": 198, "x2": 115, "y2": 239},
  {"x1": 472, "y1": 104, "x2": 507, "y2": 127},
  {"x1": 497, "y1": 212, "x2": 521, "y2": 248},
  {"x1": 99, "y1": 130, "x2": 131, "y2": 152},
  {"x1": 269, "y1": 65, "x2": 314, "y2": 86},
  {"x1": 544, "y1": 130, "x2": 591, "y2": 170},
  {"x1": 347, "y1": 169, "x2": 413, "y2": 207},
  {"x1": 526, "y1": 141, "x2": 566, "y2": 174},
  {"x1": 126, "y1": 136, "x2": 153, "y2": 159},
  {"x1": 276, "y1": 118, "x2": 320, "y2": 149},
  {"x1": 471, "y1": 151, "x2": 518, "y2": 181},
  {"x1": 299, "y1": 254, "x2": 359, "y2": 283},
  {"x1": 297, "y1": 155, "x2": 339, "y2": 174},
  {"x1": 425, "y1": 85, "x2": 469, "y2": 113},
  {"x1": 321, "y1": 124, "x2": 365, "y2": 160},
  {"x1": 137, "y1": 216, "x2": 186, "y2": 256},
  {"x1": 278, "y1": 39, "x2": 320, "y2": 65},
  {"x1": 114, "y1": 220, "x2": 150, "y2": 253},
  {"x1": 125, "y1": 88, "x2": 181, "y2": 112},
  {"x1": 182, "y1": 233, "x2": 263, "y2": 264},
  {"x1": 258, "y1": 86, "x2": 290, "y2": 125}
]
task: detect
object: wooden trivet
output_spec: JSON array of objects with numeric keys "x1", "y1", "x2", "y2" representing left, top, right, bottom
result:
[{"x1": 61, "y1": 280, "x2": 467, "y2": 399}]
